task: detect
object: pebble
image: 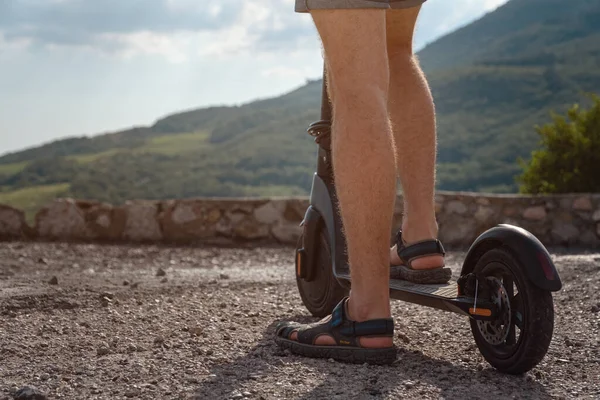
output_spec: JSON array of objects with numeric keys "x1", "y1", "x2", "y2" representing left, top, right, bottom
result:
[
  {"x1": 156, "y1": 268, "x2": 167, "y2": 277},
  {"x1": 97, "y1": 346, "x2": 110, "y2": 356},
  {"x1": 190, "y1": 327, "x2": 204, "y2": 336},
  {"x1": 397, "y1": 332, "x2": 410, "y2": 344},
  {"x1": 48, "y1": 276, "x2": 58, "y2": 285},
  {"x1": 13, "y1": 386, "x2": 48, "y2": 400}
]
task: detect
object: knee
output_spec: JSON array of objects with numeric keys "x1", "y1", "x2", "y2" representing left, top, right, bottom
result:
[
  {"x1": 327, "y1": 67, "x2": 389, "y2": 111},
  {"x1": 388, "y1": 46, "x2": 418, "y2": 71},
  {"x1": 330, "y1": 80, "x2": 389, "y2": 115}
]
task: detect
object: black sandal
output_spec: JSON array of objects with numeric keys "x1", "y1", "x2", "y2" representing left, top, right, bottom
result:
[
  {"x1": 274, "y1": 297, "x2": 397, "y2": 365},
  {"x1": 390, "y1": 230, "x2": 452, "y2": 284}
]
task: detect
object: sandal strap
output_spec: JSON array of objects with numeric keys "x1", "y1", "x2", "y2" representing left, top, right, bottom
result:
[
  {"x1": 277, "y1": 297, "x2": 394, "y2": 347},
  {"x1": 395, "y1": 230, "x2": 445, "y2": 266}
]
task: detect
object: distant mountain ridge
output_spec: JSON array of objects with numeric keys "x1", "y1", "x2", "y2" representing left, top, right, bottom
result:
[{"x1": 1, "y1": 0, "x2": 600, "y2": 215}]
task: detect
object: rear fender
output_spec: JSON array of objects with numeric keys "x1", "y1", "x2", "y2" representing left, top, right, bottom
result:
[{"x1": 461, "y1": 224, "x2": 562, "y2": 292}]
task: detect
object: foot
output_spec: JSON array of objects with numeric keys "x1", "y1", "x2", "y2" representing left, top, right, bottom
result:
[
  {"x1": 390, "y1": 243, "x2": 445, "y2": 270},
  {"x1": 389, "y1": 229, "x2": 451, "y2": 284},
  {"x1": 286, "y1": 297, "x2": 393, "y2": 349},
  {"x1": 390, "y1": 230, "x2": 445, "y2": 270}
]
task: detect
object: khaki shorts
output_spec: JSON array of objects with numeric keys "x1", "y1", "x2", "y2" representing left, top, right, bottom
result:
[{"x1": 295, "y1": 0, "x2": 426, "y2": 13}]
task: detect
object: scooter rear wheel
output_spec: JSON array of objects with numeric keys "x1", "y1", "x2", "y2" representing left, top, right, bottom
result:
[
  {"x1": 296, "y1": 230, "x2": 348, "y2": 318},
  {"x1": 469, "y1": 247, "x2": 554, "y2": 374}
]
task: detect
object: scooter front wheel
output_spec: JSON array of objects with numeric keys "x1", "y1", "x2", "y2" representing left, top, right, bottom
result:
[
  {"x1": 296, "y1": 230, "x2": 348, "y2": 318},
  {"x1": 469, "y1": 247, "x2": 554, "y2": 374}
]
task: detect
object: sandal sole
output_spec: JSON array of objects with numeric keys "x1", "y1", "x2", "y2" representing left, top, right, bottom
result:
[
  {"x1": 274, "y1": 337, "x2": 397, "y2": 365},
  {"x1": 390, "y1": 265, "x2": 452, "y2": 284}
]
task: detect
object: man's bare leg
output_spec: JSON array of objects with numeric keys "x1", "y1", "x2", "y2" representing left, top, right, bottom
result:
[
  {"x1": 386, "y1": 7, "x2": 444, "y2": 270},
  {"x1": 290, "y1": 8, "x2": 396, "y2": 348}
]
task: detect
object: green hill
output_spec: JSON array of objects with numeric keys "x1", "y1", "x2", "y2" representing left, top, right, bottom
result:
[{"x1": 1, "y1": 0, "x2": 600, "y2": 214}]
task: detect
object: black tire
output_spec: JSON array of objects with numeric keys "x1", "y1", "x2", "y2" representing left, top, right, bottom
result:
[
  {"x1": 296, "y1": 230, "x2": 348, "y2": 318},
  {"x1": 469, "y1": 247, "x2": 554, "y2": 375}
]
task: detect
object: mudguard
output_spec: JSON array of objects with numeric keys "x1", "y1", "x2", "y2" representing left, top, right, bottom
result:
[
  {"x1": 297, "y1": 205, "x2": 323, "y2": 281},
  {"x1": 297, "y1": 173, "x2": 337, "y2": 281},
  {"x1": 461, "y1": 224, "x2": 562, "y2": 292}
]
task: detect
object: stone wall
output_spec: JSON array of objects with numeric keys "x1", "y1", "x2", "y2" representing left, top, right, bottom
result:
[{"x1": 1, "y1": 192, "x2": 600, "y2": 248}]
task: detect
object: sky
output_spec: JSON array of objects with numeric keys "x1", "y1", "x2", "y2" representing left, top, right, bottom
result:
[{"x1": 0, "y1": 0, "x2": 509, "y2": 156}]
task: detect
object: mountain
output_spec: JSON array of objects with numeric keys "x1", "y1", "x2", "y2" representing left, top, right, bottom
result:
[{"x1": 1, "y1": 0, "x2": 600, "y2": 216}]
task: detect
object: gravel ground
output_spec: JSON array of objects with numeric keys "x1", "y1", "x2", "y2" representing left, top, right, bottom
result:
[{"x1": 0, "y1": 241, "x2": 599, "y2": 400}]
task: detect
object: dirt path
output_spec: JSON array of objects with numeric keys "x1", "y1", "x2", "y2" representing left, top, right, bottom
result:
[{"x1": 0, "y1": 242, "x2": 599, "y2": 399}]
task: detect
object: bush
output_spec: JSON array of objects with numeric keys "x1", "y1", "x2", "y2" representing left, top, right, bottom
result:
[{"x1": 517, "y1": 94, "x2": 600, "y2": 194}]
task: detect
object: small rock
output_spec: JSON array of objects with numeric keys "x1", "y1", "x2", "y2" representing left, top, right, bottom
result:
[
  {"x1": 154, "y1": 336, "x2": 165, "y2": 346},
  {"x1": 161, "y1": 277, "x2": 168, "y2": 283},
  {"x1": 397, "y1": 332, "x2": 410, "y2": 344},
  {"x1": 48, "y1": 276, "x2": 58, "y2": 285},
  {"x1": 404, "y1": 381, "x2": 415, "y2": 389},
  {"x1": 97, "y1": 346, "x2": 110, "y2": 356},
  {"x1": 127, "y1": 343, "x2": 138, "y2": 352},
  {"x1": 592, "y1": 304, "x2": 600, "y2": 313},
  {"x1": 190, "y1": 327, "x2": 204, "y2": 336},
  {"x1": 124, "y1": 390, "x2": 140, "y2": 398},
  {"x1": 100, "y1": 292, "x2": 114, "y2": 300},
  {"x1": 230, "y1": 392, "x2": 244, "y2": 399},
  {"x1": 156, "y1": 268, "x2": 167, "y2": 277},
  {"x1": 220, "y1": 273, "x2": 230, "y2": 280},
  {"x1": 242, "y1": 392, "x2": 252, "y2": 397},
  {"x1": 123, "y1": 280, "x2": 130, "y2": 286},
  {"x1": 13, "y1": 386, "x2": 48, "y2": 400},
  {"x1": 37, "y1": 258, "x2": 47, "y2": 265}
]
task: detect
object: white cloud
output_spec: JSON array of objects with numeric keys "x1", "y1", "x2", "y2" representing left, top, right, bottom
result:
[{"x1": 0, "y1": 0, "x2": 511, "y2": 60}]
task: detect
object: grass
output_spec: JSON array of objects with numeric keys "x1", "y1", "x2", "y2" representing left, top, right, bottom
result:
[
  {"x1": 137, "y1": 131, "x2": 210, "y2": 155},
  {"x1": 68, "y1": 149, "x2": 124, "y2": 163},
  {"x1": 0, "y1": 161, "x2": 28, "y2": 175},
  {"x1": 0, "y1": 183, "x2": 70, "y2": 223},
  {"x1": 66, "y1": 131, "x2": 211, "y2": 164}
]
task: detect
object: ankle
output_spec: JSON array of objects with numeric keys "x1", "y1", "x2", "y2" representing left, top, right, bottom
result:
[
  {"x1": 401, "y1": 219, "x2": 439, "y2": 243},
  {"x1": 347, "y1": 296, "x2": 391, "y2": 322}
]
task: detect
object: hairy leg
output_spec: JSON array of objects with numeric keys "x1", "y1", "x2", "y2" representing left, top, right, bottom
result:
[
  {"x1": 386, "y1": 7, "x2": 444, "y2": 270},
  {"x1": 291, "y1": 8, "x2": 396, "y2": 348}
]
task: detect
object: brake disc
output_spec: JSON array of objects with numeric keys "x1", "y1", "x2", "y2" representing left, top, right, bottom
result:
[{"x1": 476, "y1": 277, "x2": 512, "y2": 345}]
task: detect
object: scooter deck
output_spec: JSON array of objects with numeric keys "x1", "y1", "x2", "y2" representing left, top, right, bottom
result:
[
  {"x1": 336, "y1": 274, "x2": 496, "y2": 320},
  {"x1": 389, "y1": 279, "x2": 458, "y2": 298}
]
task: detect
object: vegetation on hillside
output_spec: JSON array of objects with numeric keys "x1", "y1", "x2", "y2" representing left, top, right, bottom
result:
[
  {"x1": 1, "y1": 0, "x2": 599, "y2": 214},
  {"x1": 518, "y1": 94, "x2": 600, "y2": 194}
]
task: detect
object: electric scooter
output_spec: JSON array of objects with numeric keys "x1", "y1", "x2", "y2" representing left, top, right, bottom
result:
[{"x1": 294, "y1": 65, "x2": 562, "y2": 375}]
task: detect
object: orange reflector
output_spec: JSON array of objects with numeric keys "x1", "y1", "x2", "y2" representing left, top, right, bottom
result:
[
  {"x1": 469, "y1": 308, "x2": 492, "y2": 317},
  {"x1": 296, "y1": 251, "x2": 303, "y2": 276}
]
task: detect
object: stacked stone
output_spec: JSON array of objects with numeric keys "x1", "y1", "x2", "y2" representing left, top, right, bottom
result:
[{"x1": 1, "y1": 192, "x2": 599, "y2": 248}]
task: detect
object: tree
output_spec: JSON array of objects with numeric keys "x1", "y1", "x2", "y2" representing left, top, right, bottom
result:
[{"x1": 517, "y1": 94, "x2": 600, "y2": 194}]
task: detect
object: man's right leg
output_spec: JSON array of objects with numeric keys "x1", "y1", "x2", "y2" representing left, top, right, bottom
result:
[
  {"x1": 386, "y1": 7, "x2": 444, "y2": 271},
  {"x1": 289, "y1": 8, "x2": 397, "y2": 348}
]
